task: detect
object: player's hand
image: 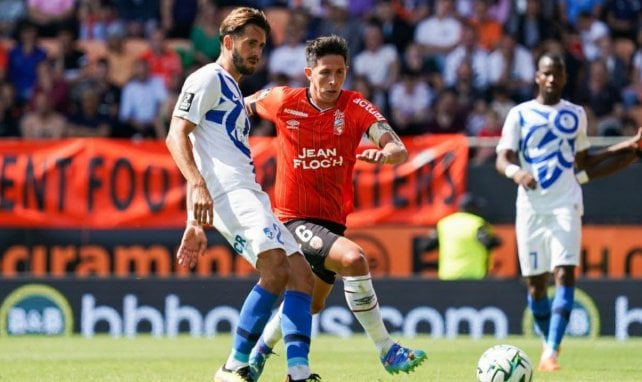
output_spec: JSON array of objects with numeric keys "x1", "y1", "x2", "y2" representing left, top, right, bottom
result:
[
  {"x1": 357, "y1": 149, "x2": 386, "y2": 163},
  {"x1": 190, "y1": 183, "x2": 214, "y2": 226},
  {"x1": 513, "y1": 169, "x2": 538, "y2": 190},
  {"x1": 176, "y1": 221, "x2": 207, "y2": 268}
]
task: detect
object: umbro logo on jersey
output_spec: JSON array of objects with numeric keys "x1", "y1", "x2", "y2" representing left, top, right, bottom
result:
[
  {"x1": 284, "y1": 108, "x2": 308, "y2": 117},
  {"x1": 286, "y1": 120, "x2": 300, "y2": 129}
]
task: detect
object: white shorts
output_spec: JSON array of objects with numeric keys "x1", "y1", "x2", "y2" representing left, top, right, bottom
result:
[
  {"x1": 213, "y1": 188, "x2": 300, "y2": 267},
  {"x1": 515, "y1": 207, "x2": 581, "y2": 276}
]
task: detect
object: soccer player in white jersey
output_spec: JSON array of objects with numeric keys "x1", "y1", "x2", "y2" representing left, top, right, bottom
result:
[
  {"x1": 165, "y1": 7, "x2": 319, "y2": 382},
  {"x1": 496, "y1": 52, "x2": 642, "y2": 372}
]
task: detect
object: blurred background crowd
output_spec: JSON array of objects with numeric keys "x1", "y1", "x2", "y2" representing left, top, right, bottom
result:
[{"x1": 1, "y1": 0, "x2": 641, "y2": 165}]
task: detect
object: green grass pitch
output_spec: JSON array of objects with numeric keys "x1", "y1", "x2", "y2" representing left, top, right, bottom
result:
[{"x1": 1, "y1": 335, "x2": 641, "y2": 381}]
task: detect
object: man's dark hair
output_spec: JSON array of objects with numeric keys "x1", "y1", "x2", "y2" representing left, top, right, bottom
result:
[
  {"x1": 536, "y1": 51, "x2": 565, "y2": 70},
  {"x1": 219, "y1": 7, "x2": 271, "y2": 41},
  {"x1": 305, "y1": 35, "x2": 348, "y2": 67}
]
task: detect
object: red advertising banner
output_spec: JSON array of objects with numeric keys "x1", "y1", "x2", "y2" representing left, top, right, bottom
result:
[{"x1": 0, "y1": 136, "x2": 468, "y2": 228}]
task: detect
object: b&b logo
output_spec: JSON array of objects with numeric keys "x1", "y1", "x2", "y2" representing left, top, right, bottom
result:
[{"x1": 0, "y1": 284, "x2": 73, "y2": 336}]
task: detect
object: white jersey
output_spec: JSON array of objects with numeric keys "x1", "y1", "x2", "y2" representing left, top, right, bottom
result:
[
  {"x1": 173, "y1": 63, "x2": 261, "y2": 197},
  {"x1": 496, "y1": 99, "x2": 591, "y2": 213}
]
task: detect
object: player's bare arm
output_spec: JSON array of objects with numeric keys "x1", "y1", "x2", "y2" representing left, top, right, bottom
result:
[
  {"x1": 496, "y1": 149, "x2": 538, "y2": 190},
  {"x1": 358, "y1": 121, "x2": 408, "y2": 164},
  {"x1": 165, "y1": 116, "x2": 214, "y2": 226},
  {"x1": 574, "y1": 127, "x2": 642, "y2": 181}
]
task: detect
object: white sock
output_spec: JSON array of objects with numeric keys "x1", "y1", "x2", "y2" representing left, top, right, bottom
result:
[
  {"x1": 288, "y1": 365, "x2": 311, "y2": 380},
  {"x1": 224, "y1": 351, "x2": 246, "y2": 370},
  {"x1": 262, "y1": 303, "x2": 284, "y2": 349},
  {"x1": 343, "y1": 274, "x2": 394, "y2": 356},
  {"x1": 541, "y1": 347, "x2": 558, "y2": 360}
]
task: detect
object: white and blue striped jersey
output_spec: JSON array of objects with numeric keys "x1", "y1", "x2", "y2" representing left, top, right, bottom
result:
[
  {"x1": 496, "y1": 99, "x2": 591, "y2": 213},
  {"x1": 172, "y1": 63, "x2": 261, "y2": 197}
]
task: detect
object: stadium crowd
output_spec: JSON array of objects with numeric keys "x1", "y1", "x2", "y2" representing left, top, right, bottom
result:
[{"x1": 1, "y1": 0, "x2": 642, "y2": 163}]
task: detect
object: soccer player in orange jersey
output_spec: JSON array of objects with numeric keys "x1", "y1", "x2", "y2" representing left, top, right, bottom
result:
[{"x1": 244, "y1": 35, "x2": 427, "y2": 379}]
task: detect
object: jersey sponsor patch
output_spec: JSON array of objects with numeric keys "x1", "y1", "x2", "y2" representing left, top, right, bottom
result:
[{"x1": 178, "y1": 92, "x2": 195, "y2": 111}]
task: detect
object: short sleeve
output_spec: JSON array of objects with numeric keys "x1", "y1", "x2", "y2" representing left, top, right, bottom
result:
[
  {"x1": 496, "y1": 107, "x2": 521, "y2": 153},
  {"x1": 574, "y1": 106, "x2": 590, "y2": 152},
  {"x1": 173, "y1": 69, "x2": 221, "y2": 125}
]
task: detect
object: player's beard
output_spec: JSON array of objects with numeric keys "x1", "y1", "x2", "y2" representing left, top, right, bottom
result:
[{"x1": 232, "y1": 49, "x2": 256, "y2": 76}]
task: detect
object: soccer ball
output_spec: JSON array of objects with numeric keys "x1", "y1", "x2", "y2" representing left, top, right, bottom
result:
[{"x1": 476, "y1": 344, "x2": 533, "y2": 382}]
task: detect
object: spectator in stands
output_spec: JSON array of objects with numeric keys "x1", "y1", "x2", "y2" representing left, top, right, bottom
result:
[
  {"x1": 352, "y1": 21, "x2": 400, "y2": 113},
  {"x1": 66, "y1": 88, "x2": 112, "y2": 137},
  {"x1": 52, "y1": 26, "x2": 87, "y2": 82},
  {"x1": 27, "y1": 0, "x2": 77, "y2": 37},
  {"x1": 603, "y1": 0, "x2": 642, "y2": 41},
  {"x1": 268, "y1": 18, "x2": 308, "y2": 87},
  {"x1": 140, "y1": 28, "x2": 182, "y2": 89},
  {"x1": 487, "y1": 33, "x2": 535, "y2": 103},
  {"x1": 413, "y1": 0, "x2": 462, "y2": 74},
  {"x1": 424, "y1": 89, "x2": 467, "y2": 134},
  {"x1": 316, "y1": 0, "x2": 363, "y2": 56},
  {"x1": 447, "y1": 59, "x2": 486, "y2": 117},
  {"x1": 443, "y1": 23, "x2": 489, "y2": 92},
  {"x1": 369, "y1": 0, "x2": 414, "y2": 54},
  {"x1": 505, "y1": 0, "x2": 561, "y2": 51},
  {"x1": 71, "y1": 57, "x2": 121, "y2": 123},
  {"x1": 577, "y1": 10, "x2": 610, "y2": 62},
  {"x1": 470, "y1": 108, "x2": 502, "y2": 165},
  {"x1": 113, "y1": 0, "x2": 160, "y2": 38},
  {"x1": 104, "y1": 27, "x2": 135, "y2": 87},
  {"x1": 466, "y1": 98, "x2": 489, "y2": 137},
  {"x1": 117, "y1": 58, "x2": 167, "y2": 139},
  {"x1": 78, "y1": 0, "x2": 120, "y2": 40},
  {"x1": 7, "y1": 21, "x2": 48, "y2": 105},
  {"x1": 0, "y1": 0, "x2": 26, "y2": 38},
  {"x1": 388, "y1": 66, "x2": 433, "y2": 136},
  {"x1": 0, "y1": 83, "x2": 21, "y2": 137},
  {"x1": 488, "y1": 84, "x2": 516, "y2": 122},
  {"x1": 559, "y1": 0, "x2": 603, "y2": 27},
  {"x1": 189, "y1": 1, "x2": 221, "y2": 66},
  {"x1": 623, "y1": 29, "x2": 642, "y2": 107},
  {"x1": 20, "y1": 91, "x2": 66, "y2": 138},
  {"x1": 596, "y1": 35, "x2": 630, "y2": 91},
  {"x1": 576, "y1": 58, "x2": 625, "y2": 136},
  {"x1": 160, "y1": 0, "x2": 198, "y2": 39},
  {"x1": 390, "y1": 0, "x2": 430, "y2": 26},
  {"x1": 417, "y1": 192, "x2": 501, "y2": 280},
  {"x1": 31, "y1": 59, "x2": 70, "y2": 115},
  {"x1": 466, "y1": 0, "x2": 503, "y2": 51}
]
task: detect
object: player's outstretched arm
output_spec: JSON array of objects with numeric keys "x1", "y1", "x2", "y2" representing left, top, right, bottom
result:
[
  {"x1": 575, "y1": 127, "x2": 642, "y2": 181},
  {"x1": 359, "y1": 121, "x2": 409, "y2": 164}
]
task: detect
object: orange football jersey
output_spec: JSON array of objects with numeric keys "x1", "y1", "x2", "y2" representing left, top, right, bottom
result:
[{"x1": 250, "y1": 87, "x2": 386, "y2": 225}]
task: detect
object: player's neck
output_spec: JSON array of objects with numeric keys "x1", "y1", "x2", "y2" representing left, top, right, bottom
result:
[
  {"x1": 215, "y1": 57, "x2": 242, "y2": 82},
  {"x1": 306, "y1": 88, "x2": 338, "y2": 111},
  {"x1": 535, "y1": 95, "x2": 561, "y2": 106}
]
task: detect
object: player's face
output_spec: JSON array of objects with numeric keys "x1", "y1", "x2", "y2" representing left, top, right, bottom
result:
[
  {"x1": 535, "y1": 57, "x2": 566, "y2": 104},
  {"x1": 230, "y1": 24, "x2": 267, "y2": 76},
  {"x1": 306, "y1": 54, "x2": 347, "y2": 108}
]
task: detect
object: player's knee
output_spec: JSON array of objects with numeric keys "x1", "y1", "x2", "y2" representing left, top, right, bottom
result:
[
  {"x1": 340, "y1": 249, "x2": 368, "y2": 275},
  {"x1": 257, "y1": 250, "x2": 290, "y2": 292}
]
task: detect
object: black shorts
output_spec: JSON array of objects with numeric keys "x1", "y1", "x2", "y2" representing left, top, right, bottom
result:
[{"x1": 285, "y1": 218, "x2": 346, "y2": 284}]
